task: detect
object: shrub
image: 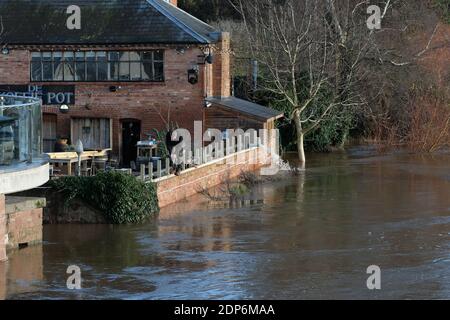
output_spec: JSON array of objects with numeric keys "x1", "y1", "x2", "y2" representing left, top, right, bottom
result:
[{"x1": 50, "y1": 171, "x2": 159, "y2": 224}]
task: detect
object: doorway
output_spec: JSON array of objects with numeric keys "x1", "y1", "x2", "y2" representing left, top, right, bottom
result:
[
  {"x1": 43, "y1": 114, "x2": 57, "y2": 153},
  {"x1": 121, "y1": 120, "x2": 141, "y2": 167}
]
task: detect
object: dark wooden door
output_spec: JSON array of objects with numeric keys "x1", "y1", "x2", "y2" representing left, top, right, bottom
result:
[{"x1": 122, "y1": 120, "x2": 141, "y2": 167}]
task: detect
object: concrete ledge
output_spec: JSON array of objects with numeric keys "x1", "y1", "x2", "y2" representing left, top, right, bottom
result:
[{"x1": 0, "y1": 161, "x2": 49, "y2": 194}]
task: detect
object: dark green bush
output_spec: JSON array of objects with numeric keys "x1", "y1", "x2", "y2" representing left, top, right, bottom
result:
[{"x1": 50, "y1": 171, "x2": 159, "y2": 224}]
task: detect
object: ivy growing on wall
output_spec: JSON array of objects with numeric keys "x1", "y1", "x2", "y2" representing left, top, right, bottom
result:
[{"x1": 50, "y1": 171, "x2": 159, "y2": 224}]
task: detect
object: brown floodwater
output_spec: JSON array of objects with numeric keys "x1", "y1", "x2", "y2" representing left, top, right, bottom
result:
[{"x1": 1, "y1": 148, "x2": 450, "y2": 299}]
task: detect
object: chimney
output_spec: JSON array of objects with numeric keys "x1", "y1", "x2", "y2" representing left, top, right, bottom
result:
[
  {"x1": 211, "y1": 32, "x2": 231, "y2": 97},
  {"x1": 167, "y1": 0, "x2": 177, "y2": 6}
]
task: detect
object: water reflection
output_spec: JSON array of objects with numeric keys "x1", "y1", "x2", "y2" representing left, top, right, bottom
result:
[
  {"x1": 2, "y1": 151, "x2": 450, "y2": 299},
  {"x1": 1, "y1": 245, "x2": 43, "y2": 299}
]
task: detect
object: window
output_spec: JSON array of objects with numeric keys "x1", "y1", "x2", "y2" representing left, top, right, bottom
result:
[{"x1": 30, "y1": 50, "x2": 165, "y2": 82}]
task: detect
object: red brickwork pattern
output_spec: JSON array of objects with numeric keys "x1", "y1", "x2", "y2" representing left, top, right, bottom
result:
[
  {"x1": 6, "y1": 209, "x2": 43, "y2": 250},
  {"x1": 0, "y1": 195, "x2": 6, "y2": 262},
  {"x1": 0, "y1": 34, "x2": 233, "y2": 161},
  {"x1": 156, "y1": 148, "x2": 270, "y2": 208}
]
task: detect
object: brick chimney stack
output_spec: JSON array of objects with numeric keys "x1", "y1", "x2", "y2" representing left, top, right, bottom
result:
[{"x1": 212, "y1": 32, "x2": 231, "y2": 97}]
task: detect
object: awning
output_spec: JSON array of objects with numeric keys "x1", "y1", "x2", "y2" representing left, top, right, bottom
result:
[{"x1": 206, "y1": 96, "x2": 284, "y2": 122}]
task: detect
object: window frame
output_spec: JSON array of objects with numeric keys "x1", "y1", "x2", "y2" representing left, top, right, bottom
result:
[{"x1": 30, "y1": 50, "x2": 165, "y2": 83}]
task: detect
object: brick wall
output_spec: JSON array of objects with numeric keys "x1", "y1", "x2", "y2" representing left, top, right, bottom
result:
[
  {"x1": 6, "y1": 208, "x2": 43, "y2": 250},
  {"x1": 0, "y1": 194, "x2": 6, "y2": 262},
  {"x1": 0, "y1": 38, "x2": 232, "y2": 161},
  {"x1": 212, "y1": 32, "x2": 231, "y2": 97},
  {"x1": 156, "y1": 147, "x2": 270, "y2": 208},
  {"x1": 0, "y1": 46, "x2": 211, "y2": 158}
]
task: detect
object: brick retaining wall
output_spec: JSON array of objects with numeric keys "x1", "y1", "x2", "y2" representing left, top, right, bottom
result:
[
  {"x1": 156, "y1": 147, "x2": 270, "y2": 208},
  {"x1": 0, "y1": 195, "x2": 6, "y2": 262},
  {"x1": 4, "y1": 197, "x2": 46, "y2": 250}
]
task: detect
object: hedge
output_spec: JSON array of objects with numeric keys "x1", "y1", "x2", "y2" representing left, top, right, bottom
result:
[{"x1": 49, "y1": 171, "x2": 159, "y2": 224}]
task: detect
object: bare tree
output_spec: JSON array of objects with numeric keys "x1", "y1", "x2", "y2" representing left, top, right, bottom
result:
[{"x1": 229, "y1": 0, "x2": 403, "y2": 165}]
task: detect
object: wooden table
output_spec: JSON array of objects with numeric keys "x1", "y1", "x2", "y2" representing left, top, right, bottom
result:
[
  {"x1": 47, "y1": 153, "x2": 91, "y2": 176},
  {"x1": 47, "y1": 149, "x2": 113, "y2": 176}
]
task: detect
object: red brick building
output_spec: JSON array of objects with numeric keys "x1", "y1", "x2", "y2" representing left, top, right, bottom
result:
[{"x1": 0, "y1": 0, "x2": 282, "y2": 165}]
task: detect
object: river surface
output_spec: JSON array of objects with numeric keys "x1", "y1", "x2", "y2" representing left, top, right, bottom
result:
[{"x1": 1, "y1": 149, "x2": 450, "y2": 299}]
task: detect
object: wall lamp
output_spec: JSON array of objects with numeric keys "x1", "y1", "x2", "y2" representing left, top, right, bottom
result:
[
  {"x1": 59, "y1": 104, "x2": 70, "y2": 114},
  {"x1": 188, "y1": 68, "x2": 199, "y2": 85},
  {"x1": 1, "y1": 47, "x2": 10, "y2": 55},
  {"x1": 176, "y1": 47, "x2": 186, "y2": 54},
  {"x1": 205, "y1": 52, "x2": 213, "y2": 64}
]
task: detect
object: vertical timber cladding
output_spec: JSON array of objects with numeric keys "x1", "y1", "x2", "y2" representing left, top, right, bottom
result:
[
  {"x1": 71, "y1": 118, "x2": 112, "y2": 150},
  {"x1": 43, "y1": 114, "x2": 57, "y2": 153}
]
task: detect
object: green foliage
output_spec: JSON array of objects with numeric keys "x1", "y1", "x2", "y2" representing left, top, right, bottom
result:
[
  {"x1": 435, "y1": 0, "x2": 450, "y2": 23},
  {"x1": 151, "y1": 128, "x2": 169, "y2": 159},
  {"x1": 251, "y1": 71, "x2": 356, "y2": 152},
  {"x1": 50, "y1": 171, "x2": 159, "y2": 224},
  {"x1": 229, "y1": 183, "x2": 249, "y2": 197}
]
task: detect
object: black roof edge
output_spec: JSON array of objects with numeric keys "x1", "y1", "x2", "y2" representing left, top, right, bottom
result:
[
  {"x1": 7, "y1": 41, "x2": 210, "y2": 47},
  {"x1": 206, "y1": 96, "x2": 284, "y2": 122}
]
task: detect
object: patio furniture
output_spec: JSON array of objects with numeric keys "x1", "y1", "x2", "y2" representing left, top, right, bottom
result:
[{"x1": 80, "y1": 160, "x2": 92, "y2": 176}]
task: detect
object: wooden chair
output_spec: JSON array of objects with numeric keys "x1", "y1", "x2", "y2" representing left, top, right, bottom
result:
[{"x1": 80, "y1": 160, "x2": 92, "y2": 176}]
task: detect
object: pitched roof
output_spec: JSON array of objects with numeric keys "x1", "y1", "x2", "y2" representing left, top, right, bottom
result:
[
  {"x1": 206, "y1": 96, "x2": 284, "y2": 121},
  {"x1": 0, "y1": 0, "x2": 219, "y2": 45}
]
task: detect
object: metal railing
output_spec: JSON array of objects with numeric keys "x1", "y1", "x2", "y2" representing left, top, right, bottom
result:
[
  {"x1": 138, "y1": 134, "x2": 262, "y2": 182},
  {"x1": 0, "y1": 95, "x2": 43, "y2": 168}
]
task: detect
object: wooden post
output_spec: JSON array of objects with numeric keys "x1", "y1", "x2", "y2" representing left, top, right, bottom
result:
[
  {"x1": 182, "y1": 151, "x2": 186, "y2": 171},
  {"x1": 207, "y1": 144, "x2": 213, "y2": 162},
  {"x1": 194, "y1": 148, "x2": 200, "y2": 165},
  {"x1": 157, "y1": 160, "x2": 162, "y2": 178},
  {"x1": 237, "y1": 135, "x2": 243, "y2": 152},
  {"x1": 165, "y1": 158, "x2": 170, "y2": 176},
  {"x1": 149, "y1": 162, "x2": 154, "y2": 181},
  {"x1": 140, "y1": 164, "x2": 146, "y2": 181},
  {"x1": 217, "y1": 142, "x2": 221, "y2": 159},
  {"x1": 220, "y1": 140, "x2": 225, "y2": 159}
]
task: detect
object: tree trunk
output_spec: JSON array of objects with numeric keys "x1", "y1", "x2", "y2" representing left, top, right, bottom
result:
[{"x1": 294, "y1": 110, "x2": 306, "y2": 167}]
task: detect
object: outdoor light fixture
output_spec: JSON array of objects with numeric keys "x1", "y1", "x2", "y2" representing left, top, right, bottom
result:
[
  {"x1": 176, "y1": 47, "x2": 186, "y2": 54},
  {"x1": 188, "y1": 68, "x2": 199, "y2": 85},
  {"x1": 204, "y1": 101, "x2": 212, "y2": 108},
  {"x1": 59, "y1": 104, "x2": 69, "y2": 114},
  {"x1": 1, "y1": 47, "x2": 9, "y2": 55},
  {"x1": 205, "y1": 53, "x2": 213, "y2": 64},
  {"x1": 109, "y1": 85, "x2": 122, "y2": 92}
]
